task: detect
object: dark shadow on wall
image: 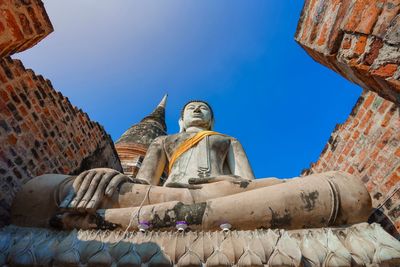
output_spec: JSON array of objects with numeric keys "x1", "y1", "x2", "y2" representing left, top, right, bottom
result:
[{"x1": 369, "y1": 208, "x2": 400, "y2": 240}]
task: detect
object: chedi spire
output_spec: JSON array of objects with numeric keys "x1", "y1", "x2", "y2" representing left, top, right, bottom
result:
[
  {"x1": 115, "y1": 94, "x2": 168, "y2": 176},
  {"x1": 116, "y1": 94, "x2": 167, "y2": 146}
]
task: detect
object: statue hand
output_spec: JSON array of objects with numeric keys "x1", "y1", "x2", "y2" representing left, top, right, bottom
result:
[{"x1": 60, "y1": 168, "x2": 132, "y2": 212}]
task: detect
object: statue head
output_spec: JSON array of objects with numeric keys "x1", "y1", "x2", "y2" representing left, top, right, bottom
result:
[{"x1": 179, "y1": 100, "x2": 214, "y2": 132}]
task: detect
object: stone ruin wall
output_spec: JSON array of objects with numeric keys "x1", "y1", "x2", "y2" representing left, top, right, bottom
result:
[
  {"x1": 0, "y1": 0, "x2": 52, "y2": 58},
  {"x1": 297, "y1": 0, "x2": 400, "y2": 237},
  {"x1": 0, "y1": 0, "x2": 122, "y2": 226},
  {"x1": 295, "y1": 0, "x2": 400, "y2": 104}
]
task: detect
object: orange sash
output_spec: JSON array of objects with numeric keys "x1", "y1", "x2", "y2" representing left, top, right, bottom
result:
[{"x1": 168, "y1": 131, "x2": 224, "y2": 173}]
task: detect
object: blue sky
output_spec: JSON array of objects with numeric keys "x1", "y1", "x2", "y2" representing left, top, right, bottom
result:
[{"x1": 17, "y1": 1, "x2": 361, "y2": 178}]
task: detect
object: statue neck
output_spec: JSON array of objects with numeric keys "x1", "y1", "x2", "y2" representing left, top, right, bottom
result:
[{"x1": 185, "y1": 126, "x2": 208, "y2": 133}]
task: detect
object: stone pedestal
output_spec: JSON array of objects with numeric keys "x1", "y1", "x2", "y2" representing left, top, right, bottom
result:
[{"x1": 1, "y1": 223, "x2": 400, "y2": 266}]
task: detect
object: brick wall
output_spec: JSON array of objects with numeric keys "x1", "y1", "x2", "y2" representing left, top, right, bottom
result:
[
  {"x1": 302, "y1": 90, "x2": 400, "y2": 237},
  {"x1": 0, "y1": 0, "x2": 123, "y2": 226},
  {"x1": 295, "y1": 0, "x2": 400, "y2": 104},
  {"x1": 0, "y1": 57, "x2": 122, "y2": 226},
  {"x1": 0, "y1": 0, "x2": 53, "y2": 57}
]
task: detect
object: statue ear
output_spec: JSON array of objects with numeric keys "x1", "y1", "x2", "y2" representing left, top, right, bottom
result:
[{"x1": 178, "y1": 118, "x2": 185, "y2": 133}]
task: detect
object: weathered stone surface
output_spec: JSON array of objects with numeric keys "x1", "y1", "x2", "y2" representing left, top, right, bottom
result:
[
  {"x1": 0, "y1": 223, "x2": 399, "y2": 266},
  {"x1": 0, "y1": 0, "x2": 53, "y2": 58},
  {"x1": 296, "y1": 0, "x2": 400, "y2": 104}
]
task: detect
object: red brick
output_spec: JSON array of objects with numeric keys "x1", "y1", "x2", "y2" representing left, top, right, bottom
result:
[
  {"x1": 0, "y1": 90, "x2": 10, "y2": 102},
  {"x1": 342, "y1": 0, "x2": 366, "y2": 32},
  {"x1": 348, "y1": 166, "x2": 355, "y2": 174},
  {"x1": 363, "y1": 93, "x2": 376, "y2": 109},
  {"x1": 7, "y1": 134, "x2": 17, "y2": 145},
  {"x1": 2, "y1": 9, "x2": 23, "y2": 40},
  {"x1": 383, "y1": 172, "x2": 400, "y2": 192},
  {"x1": 366, "y1": 180, "x2": 377, "y2": 192},
  {"x1": 363, "y1": 38, "x2": 383, "y2": 65},
  {"x1": 350, "y1": 118, "x2": 360, "y2": 130},
  {"x1": 378, "y1": 128, "x2": 393, "y2": 149},
  {"x1": 364, "y1": 121, "x2": 373, "y2": 135},
  {"x1": 342, "y1": 140, "x2": 355, "y2": 156},
  {"x1": 352, "y1": 130, "x2": 360, "y2": 139},
  {"x1": 371, "y1": 64, "x2": 398, "y2": 78},
  {"x1": 381, "y1": 106, "x2": 396, "y2": 127},
  {"x1": 324, "y1": 150, "x2": 333, "y2": 163},
  {"x1": 360, "y1": 110, "x2": 373, "y2": 129},
  {"x1": 341, "y1": 35, "x2": 352, "y2": 49},
  {"x1": 316, "y1": 22, "x2": 329, "y2": 46},
  {"x1": 355, "y1": 107, "x2": 366, "y2": 121},
  {"x1": 300, "y1": 0, "x2": 319, "y2": 43},
  {"x1": 395, "y1": 147, "x2": 400, "y2": 158},
  {"x1": 19, "y1": 105, "x2": 28, "y2": 116},
  {"x1": 368, "y1": 164, "x2": 379, "y2": 178},
  {"x1": 358, "y1": 149, "x2": 368, "y2": 163},
  {"x1": 370, "y1": 147, "x2": 380, "y2": 160},
  {"x1": 17, "y1": 13, "x2": 33, "y2": 35},
  {"x1": 33, "y1": 104, "x2": 40, "y2": 113},
  {"x1": 395, "y1": 220, "x2": 400, "y2": 232},
  {"x1": 20, "y1": 122, "x2": 29, "y2": 132},
  {"x1": 356, "y1": 0, "x2": 385, "y2": 34},
  {"x1": 0, "y1": 20, "x2": 5, "y2": 35},
  {"x1": 378, "y1": 99, "x2": 391, "y2": 114},
  {"x1": 354, "y1": 35, "x2": 368, "y2": 55}
]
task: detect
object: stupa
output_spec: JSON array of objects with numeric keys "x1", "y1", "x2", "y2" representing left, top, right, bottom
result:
[{"x1": 115, "y1": 95, "x2": 168, "y2": 179}]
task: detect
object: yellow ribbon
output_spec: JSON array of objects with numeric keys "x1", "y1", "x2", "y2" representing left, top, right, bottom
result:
[{"x1": 168, "y1": 131, "x2": 223, "y2": 174}]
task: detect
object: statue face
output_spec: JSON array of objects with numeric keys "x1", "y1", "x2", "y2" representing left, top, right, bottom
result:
[{"x1": 182, "y1": 102, "x2": 213, "y2": 130}]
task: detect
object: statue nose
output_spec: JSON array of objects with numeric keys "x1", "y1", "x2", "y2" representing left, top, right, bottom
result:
[{"x1": 193, "y1": 107, "x2": 201, "y2": 113}]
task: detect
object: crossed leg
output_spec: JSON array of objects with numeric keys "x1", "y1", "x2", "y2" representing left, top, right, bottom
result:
[
  {"x1": 101, "y1": 176, "x2": 287, "y2": 209},
  {"x1": 93, "y1": 172, "x2": 371, "y2": 232}
]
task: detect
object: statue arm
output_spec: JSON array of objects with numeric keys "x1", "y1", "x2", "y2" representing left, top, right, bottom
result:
[
  {"x1": 136, "y1": 136, "x2": 167, "y2": 185},
  {"x1": 227, "y1": 138, "x2": 255, "y2": 180}
]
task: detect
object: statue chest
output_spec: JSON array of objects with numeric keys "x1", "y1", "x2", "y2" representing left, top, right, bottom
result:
[
  {"x1": 163, "y1": 133, "x2": 231, "y2": 161},
  {"x1": 163, "y1": 133, "x2": 231, "y2": 182}
]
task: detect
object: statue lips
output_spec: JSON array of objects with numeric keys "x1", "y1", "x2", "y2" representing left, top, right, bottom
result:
[
  {"x1": 192, "y1": 112, "x2": 204, "y2": 118},
  {"x1": 191, "y1": 115, "x2": 204, "y2": 120}
]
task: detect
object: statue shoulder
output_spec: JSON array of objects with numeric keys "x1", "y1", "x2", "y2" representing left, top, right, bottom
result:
[
  {"x1": 212, "y1": 133, "x2": 238, "y2": 143},
  {"x1": 163, "y1": 132, "x2": 193, "y2": 156},
  {"x1": 149, "y1": 135, "x2": 167, "y2": 147},
  {"x1": 164, "y1": 132, "x2": 191, "y2": 143},
  {"x1": 149, "y1": 133, "x2": 189, "y2": 152}
]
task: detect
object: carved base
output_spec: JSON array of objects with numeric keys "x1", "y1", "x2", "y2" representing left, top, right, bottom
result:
[{"x1": 1, "y1": 223, "x2": 400, "y2": 266}]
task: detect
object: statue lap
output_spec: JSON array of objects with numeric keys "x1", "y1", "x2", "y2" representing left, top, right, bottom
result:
[{"x1": 11, "y1": 171, "x2": 371, "y2": 231}]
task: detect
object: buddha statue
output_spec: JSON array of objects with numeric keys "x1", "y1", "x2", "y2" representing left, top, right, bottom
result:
[{"x1": 11, "y1": 100, "x2": 372, "y2": 232}]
